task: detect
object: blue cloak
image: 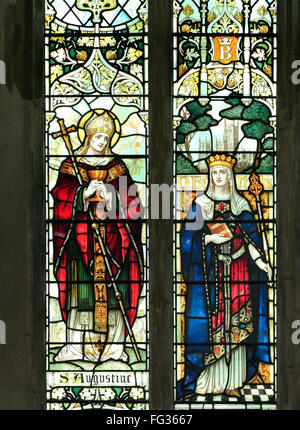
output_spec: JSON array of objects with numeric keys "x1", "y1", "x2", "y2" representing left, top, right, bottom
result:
[{"x1": 177, "y1": 201, "x2": 271, "y2": 399}]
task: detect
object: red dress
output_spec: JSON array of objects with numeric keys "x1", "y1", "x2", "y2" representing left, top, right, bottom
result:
[
  {"x1": 51, "y1": 156, "x2": 144, "y2": 330},
  {"x1": 212, "y1": 224, "x2": 251, "y2": 332}
]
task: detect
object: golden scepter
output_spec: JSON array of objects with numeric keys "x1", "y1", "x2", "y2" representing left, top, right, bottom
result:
[
  {"x1": 52, "y1": 119, "x2": 142, "y2": 362},
  {"x1": 248, "y1": 171, "x2": 271, "y2": 267}
]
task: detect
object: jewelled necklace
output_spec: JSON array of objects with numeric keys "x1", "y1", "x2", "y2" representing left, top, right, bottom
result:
[{"x1": 214, "y1": 201, "x2": 230, "y2": 215}]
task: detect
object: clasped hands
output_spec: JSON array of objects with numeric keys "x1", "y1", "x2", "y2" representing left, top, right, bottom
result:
[{"x1": 83, "y1": 180, "x2": 112, "y2": 204}]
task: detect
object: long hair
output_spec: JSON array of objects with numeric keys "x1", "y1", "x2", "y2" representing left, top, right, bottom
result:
[{"x1": 196, "y1": 165, "x2": 251, "y2": 220}]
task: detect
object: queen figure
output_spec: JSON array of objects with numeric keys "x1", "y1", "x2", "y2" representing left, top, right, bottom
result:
[{"x1": 177, "y1": 154, "x2": 272, "y2": 400}]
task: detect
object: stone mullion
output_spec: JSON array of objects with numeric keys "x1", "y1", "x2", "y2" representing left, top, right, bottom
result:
[{"x1": 148, "y1": 0, "x2": 174, "y2": 410}]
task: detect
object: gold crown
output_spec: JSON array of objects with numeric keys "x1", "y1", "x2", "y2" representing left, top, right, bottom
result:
[
  {"x1": 207, "y1": 154, "x2": 237, "y2": 169},
  {"x1": 85, "y1": 112, "x2": 115, "y2": 137}
]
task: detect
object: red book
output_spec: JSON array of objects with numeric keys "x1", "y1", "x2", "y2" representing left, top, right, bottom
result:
[{"x1": 207, "y1": 220, "x2": 233, "y2": 239}]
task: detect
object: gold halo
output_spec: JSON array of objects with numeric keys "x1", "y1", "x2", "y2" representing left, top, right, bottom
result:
[{"x1": 77, "y1": 109, "x2": 121, "y2": 148}]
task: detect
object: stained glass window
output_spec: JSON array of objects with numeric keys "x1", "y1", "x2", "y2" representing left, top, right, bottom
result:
[
  {"x1": 45, "y1": 0, "x2": 149, "y2": 410},
  {"x1": 173, "y1": 0, "x2": 277, "y2": 409}
]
